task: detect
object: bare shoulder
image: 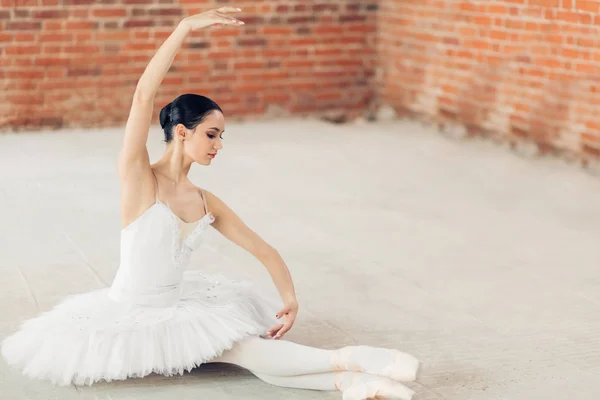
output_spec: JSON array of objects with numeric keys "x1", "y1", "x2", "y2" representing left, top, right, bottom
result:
[{"x1": 200, "y1": 188, "x2": 231, "y2": 220}]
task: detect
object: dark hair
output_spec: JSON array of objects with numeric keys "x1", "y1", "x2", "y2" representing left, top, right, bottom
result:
[{"x1": 159, "y1": 94, "x2": 223, "y2": 143}]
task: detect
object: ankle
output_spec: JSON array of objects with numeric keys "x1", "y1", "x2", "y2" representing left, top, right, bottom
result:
[
  {"x1": 333, "y1": 371, "x2": 354, "y2": 392},
  {"x1": 330, "y1": 346, "x2": 358, "y2": 372}
]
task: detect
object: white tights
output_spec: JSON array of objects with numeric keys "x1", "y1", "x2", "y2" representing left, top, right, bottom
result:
[{"x1": 209, "y1": 336, "x2": 400, "y2": 392}]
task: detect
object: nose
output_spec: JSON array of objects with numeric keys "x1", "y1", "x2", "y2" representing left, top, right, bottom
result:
[{"x1": 214, "y1": 137, "x2": 224, "y2": 150}]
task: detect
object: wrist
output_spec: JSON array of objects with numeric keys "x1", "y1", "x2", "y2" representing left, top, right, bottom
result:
[
  {"x1": 283, "y1": 295, "x2": 298, "y2": 306},
  {"x1": 177, "y1": 19, "x2": 193, "y2": 33}
]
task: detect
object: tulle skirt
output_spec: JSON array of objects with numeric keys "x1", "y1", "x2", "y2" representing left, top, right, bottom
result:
[{"x1": 1, "y1": 271, "x2": 281, "y2": 386}]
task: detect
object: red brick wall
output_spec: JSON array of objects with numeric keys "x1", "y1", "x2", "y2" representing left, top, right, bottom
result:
[
  {"x1": 0, "y1": 1, "x2": 377, "y2": 130},
  {"x1": 379, "y1": 0, "x2": 600, "y2": 163}
]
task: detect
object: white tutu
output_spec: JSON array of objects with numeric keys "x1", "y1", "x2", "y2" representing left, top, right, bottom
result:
[{"x1": 2, "y1": 271, "x2": 281, "y2": 386}]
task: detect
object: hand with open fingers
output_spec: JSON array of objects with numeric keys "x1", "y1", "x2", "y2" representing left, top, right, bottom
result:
[
  {"x1": 266, "y1": 300, "x2": 298, "y2": 340},
  {"x1": 180, "y1": 7, "x2": 245, "y2": 31}
]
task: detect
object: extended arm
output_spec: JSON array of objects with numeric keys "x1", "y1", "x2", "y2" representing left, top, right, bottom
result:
[{"x1": 204, "y1": 190, "x2": 299, "y2": 339}]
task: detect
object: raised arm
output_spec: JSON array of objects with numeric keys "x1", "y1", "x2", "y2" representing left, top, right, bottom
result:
[
  {"x1": 117, "y1": 24, "x2": 191, "y2": 173},
  {"x1": 117, "y1": 7, "x2": 244, "y2": 176}
]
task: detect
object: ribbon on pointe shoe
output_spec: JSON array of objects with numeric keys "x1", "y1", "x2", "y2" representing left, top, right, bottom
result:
[
  {"x1": 331, "y1": 346, "x2": 362, "y2": 372},
  {"x1": 331, "y1": 346, "x2": 421, "y2": 382},
  {"x1": 334, "y1": 371, "x2": 415, "y2": 400},
  {"x1": 342, "y1": 380, "x2": 415, "y2": 400}
]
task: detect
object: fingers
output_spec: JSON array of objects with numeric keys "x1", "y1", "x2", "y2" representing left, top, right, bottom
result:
[
  {"x1": 267, "y1": 324, "x2": 284, "y2": 338},
  {"x1": 214, "y1": 7, "x2": 244, "y2": 25},
  {"x1": 217, "y1": 7, "x2": 242, "y2": 13},
  {"x1": 214, "y1": 12, "x2": 244, "y2": 26},
  {"x1": 273, "y1": 319, "x2": 295, "y2": 339}
]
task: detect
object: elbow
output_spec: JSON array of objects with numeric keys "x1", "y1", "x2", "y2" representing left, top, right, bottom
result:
[
  {"x1": 257, "y1": 245, "x2": 279, "y2": 261},
  {"x1": 133, "y1": 88, "x2": 154, "y2": 103}
]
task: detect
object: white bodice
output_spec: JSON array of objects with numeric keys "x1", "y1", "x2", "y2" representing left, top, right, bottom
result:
[{"x1": 108, "y1": 200, "x2": 214, "y2": 307}]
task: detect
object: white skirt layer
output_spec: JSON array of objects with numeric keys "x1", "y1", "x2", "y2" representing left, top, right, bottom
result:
[{"x1": 1, "y1": 271, "x2": 281, "y2": 386}]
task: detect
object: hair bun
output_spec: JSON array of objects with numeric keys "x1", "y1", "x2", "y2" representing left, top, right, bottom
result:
[{"x1": 159, "y1": 102, "x2": 173, "y2": 128}]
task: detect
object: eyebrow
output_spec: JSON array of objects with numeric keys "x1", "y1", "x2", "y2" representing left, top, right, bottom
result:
[{"x1": 208, "y1": 127, "x2": 224, "y2": 133}]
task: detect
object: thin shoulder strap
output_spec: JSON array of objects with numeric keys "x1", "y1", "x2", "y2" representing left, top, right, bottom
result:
[
  {"x1": 152, "y1": 171, "x2": 160, "y2": 203},
  {"x1": 201, "y1": 189, "x2": 208, "y2": 215}
]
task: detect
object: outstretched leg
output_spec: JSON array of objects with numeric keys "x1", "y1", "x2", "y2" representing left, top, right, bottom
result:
[
  {"x1": 248, "y1": 371, "x2": 415, "y2": 400},
  {"x1": 210, "y1": 335, "x2": 333, "y2": 376},
  {"x1": 210, "y1": 335, "x2": 420, "y2": 381}
]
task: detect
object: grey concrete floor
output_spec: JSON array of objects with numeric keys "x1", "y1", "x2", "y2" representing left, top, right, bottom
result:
[{"x1": 1, "y1": 118, "x2": 599, "y2": 400}]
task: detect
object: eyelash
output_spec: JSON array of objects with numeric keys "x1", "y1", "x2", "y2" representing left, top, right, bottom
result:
[{"x1": 208, "y1": 134, "x2": 224, "y2": 140}]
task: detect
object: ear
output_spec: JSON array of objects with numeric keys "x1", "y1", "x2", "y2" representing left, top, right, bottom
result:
[{"x1": 175, "y1": 124, "x2": 186, "y2": 141}]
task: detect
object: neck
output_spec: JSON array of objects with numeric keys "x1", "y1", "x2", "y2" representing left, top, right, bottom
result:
[{"x1": 155, "y1": 144, "x2": 192, "y2": 184}]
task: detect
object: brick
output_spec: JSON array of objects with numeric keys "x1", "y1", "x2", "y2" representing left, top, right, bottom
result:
[
  {"x1": 34, "y1": 57, "x2": 70, "y2": 67},
  {"x1": 14, "y1": 33, "x2": 35, "y2": 42},
  {"x1": 339, "y1": 14, "x2": 367, "y2": 22},
  {"x1": 263, "y1": 27, "x2": 293, "y2": 35},
  {"x1": 576, "y1": 0, "x2": 599, "y2": 12},
  {"x1": 6, "y1": 70, "x2": 45, "y2": 79},
  {"x1": 62, "y1": 0, "x2": 95, "y2": 4},
  {"x1": 5, "y1": 45, "x2": 40, "y2": 55},
  {"x1": 147, "y1": 8, "x2": 183, "y2": 16},
  {"x1": 210, "y1": 28, "x2": 241, "y2": 38},
  {"x1": 32, "y1": 9, "x2": 68, "y2": 18},
  {"x1": 529, "y1": 0, "x2": 560, "y2": 5},
  {"x1": 556, "y1": 11, "x2": 581, "y2": 22},
  {"x1": 314, "y1": 26, "x2": 344, "y2": 35},
  {"x1": 234, "y1": 61, "x2": 264, "y2": 70},
  {"x1": 313, "y1": 3, "x2": 339, "y2": 12},
  {"x1": 237, "y1": 38, "x2": 267, "y2": 47},
  {"x1": 64, "y1": 45, "x2": 101, "y2": 53},
  {"x1": 288, "y1": 16, "x2": 317, "y2": 24},
  {"x1": 13, "y1": 9, "x2": 29, "y2": 18},
  {"x1": 473, "y1": 16, "x2": 492, "y2": 26},
  {"x1": 39, "y1": 33, "x2": 73, "y2": 42},
  {"x1": 123, "y1": 42, "x2": 156, "y2": 51},
  {"x1": 66, "y1": 21, "x2": 97, "y2": 30},
  {"x1": 7, "y1": 21, "x2": 42, "y2": 30},
  {"x1": 92, "y1": 8, "x2": 127, "y2": 18},
  {"x1": 188, "y1": 41, "x2": 210, "y2": 49},
  {"x1": 7, "y1": 94, "x2": 44, "y2": 105},
  {"x1": 134, "y1": 31, "x2": 150, "y2": 40},
  {"x1": 124, "y1": 20, "x2": 155, "y2": 28},
  {"x1": 13, "y1": 57, "x2": 33, "y2": 67},
  {"x1": 96, "y1": 32, "x2": 130, "y2": 41},
  {"x1": 67, "y1": 67, "x2": 101, "y2": 77},
  {"x1": 1, "y1": 0, "x2": 37, "y2": 5}
]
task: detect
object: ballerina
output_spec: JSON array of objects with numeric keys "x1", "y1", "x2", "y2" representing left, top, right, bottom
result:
[{"x1": 1, "y1": 7, "x2": 420, "y2": 399}]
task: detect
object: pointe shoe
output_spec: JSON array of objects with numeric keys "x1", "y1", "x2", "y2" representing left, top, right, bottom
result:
[
  {"x1": 334, "y1": 372, "x2": 415, "y2": 400},
  {"x1": 342, "y1": 380, "x2": 415, "y2": 400},
  {"x1": 331, "y1": 346, "x2": 421, "y2": 382}
]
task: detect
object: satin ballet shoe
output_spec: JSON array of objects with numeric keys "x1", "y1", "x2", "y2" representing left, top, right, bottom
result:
[
  {"x1": 331, "y1": 346, "x2": 421, "y2": 382},
  {"x1": 334, "y1": 372, "x2": 415, "y2": 400},
  {"x1": 342, "y1": 380, "x2": 415, "y2": 400}
]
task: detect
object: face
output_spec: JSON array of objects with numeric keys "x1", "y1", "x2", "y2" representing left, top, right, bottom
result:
[{"x1": 174, "y1": 110, "x2": 224, "y2": 165}]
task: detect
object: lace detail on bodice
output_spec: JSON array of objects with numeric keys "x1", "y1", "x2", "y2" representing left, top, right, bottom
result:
[{"x1": 162, "y1": 201, "x2": 215, "y2": 269}]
